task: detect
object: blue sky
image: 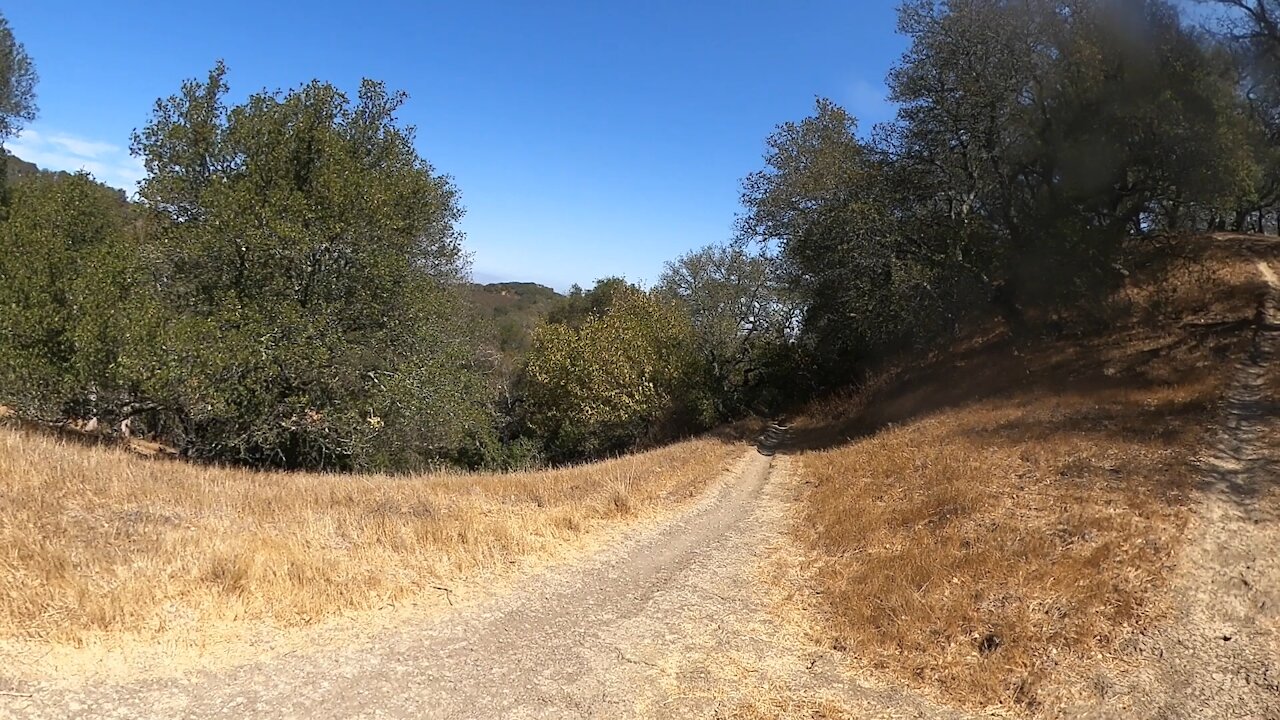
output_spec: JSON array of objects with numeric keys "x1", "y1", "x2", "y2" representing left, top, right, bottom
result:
[{"x1": 5, "y1": 1, "x2": 907, "y2": 291}]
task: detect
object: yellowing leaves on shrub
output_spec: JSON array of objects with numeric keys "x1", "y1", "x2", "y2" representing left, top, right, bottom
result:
[{"x1": 523, "y1": 285, "x2": 706, "y2": 461}]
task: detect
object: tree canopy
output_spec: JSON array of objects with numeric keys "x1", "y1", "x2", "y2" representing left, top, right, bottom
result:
[
  {"x1": 734, "y1": 0, "x2": 1270, "y2": 386},
  {"x1": 123, "y1": 63, "x2": 489, "y2": 469},
  {"x1": 0, "y1": 13, "x2": 35, "y2": 146},
  {"x1": 2, "y1": 1, "x2": 1280, "y2": 470},
  {"x1": 522, "y1": 282, "x2": 707, "y2": 461}
]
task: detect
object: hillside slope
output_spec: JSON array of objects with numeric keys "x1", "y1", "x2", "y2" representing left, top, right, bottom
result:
[
  {"x1": 1, "y1": 237, "x2": 1275, "y2": 719},
  {"x1": 775, "y1": 236, "x2": 1279, "y2": 715}
]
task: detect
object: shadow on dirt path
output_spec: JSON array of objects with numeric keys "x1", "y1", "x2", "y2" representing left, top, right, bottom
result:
[{"x1": 1198, "y1": 260, "x2": 1280, "y2": 515}]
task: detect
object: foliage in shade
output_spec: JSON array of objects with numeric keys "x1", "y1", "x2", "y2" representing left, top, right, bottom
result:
[
  {"x1": 657, "y1": 243, "x2": 803, "y2": 416},
  {"x1": 736, "y1": 0, "x2": 1276, "y2": 388}
]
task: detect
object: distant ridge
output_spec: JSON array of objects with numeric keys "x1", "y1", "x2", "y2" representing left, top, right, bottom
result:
[
  {"x1": 2, "y1": 151, "x2": 128, "y2": 202},
  {"x1": 3, "y1": 150, "x2": 45, "y2": 182},
  {"x1": 466, "y1": 281, "x2": 564, "y2": 359}
]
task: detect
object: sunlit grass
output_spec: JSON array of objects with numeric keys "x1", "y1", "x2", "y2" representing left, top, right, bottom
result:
[{"x1": 0, "y1": 427, "x2": 743, "y2": 652}]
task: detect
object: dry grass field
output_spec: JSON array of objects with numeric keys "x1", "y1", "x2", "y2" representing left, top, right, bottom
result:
[
  {"x1": 784, "y1": 237, "x2": 1275, "y2": 711},
  {"x1": 0, "y1": 425, "x2": 747, "y2": 661}
]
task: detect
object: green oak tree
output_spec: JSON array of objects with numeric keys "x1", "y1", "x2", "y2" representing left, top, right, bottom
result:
[
  {"x1": 0, "y1": 12, "x2": 35, "y2": 145},
  {"x1": 0, "y1": 172, "x2": 136, "y2": 422},
  {"x1": 129, "y1": 64, "x2": 491, "y2": 469},
  {"x1": 657, "y1": 243, "x2": 801, "y2": 414},
  {"x1": 0, "y1": 11, "x2": 37, "y2": 195}
]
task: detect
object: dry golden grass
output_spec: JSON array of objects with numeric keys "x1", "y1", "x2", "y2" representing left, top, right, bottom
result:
[
  {"x1": 787, "y1": 236, "x2": 1275, "y2": 711},
  {"x1": 0, "y1": 427, "x2": 743, "y2": 656}
]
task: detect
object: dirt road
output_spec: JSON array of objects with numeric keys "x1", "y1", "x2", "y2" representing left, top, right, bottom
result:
[{"x1": 0, "y1": 424, "x2": 962, "y2": 719}]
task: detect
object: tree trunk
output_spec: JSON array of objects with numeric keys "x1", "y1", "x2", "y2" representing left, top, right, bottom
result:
[
  {"x1": 991, "y1": 281, "x2": 1027, "y2": 336},
  {"x1": 1232, "y1": 208, "x2": 1248, "y2": 232}
]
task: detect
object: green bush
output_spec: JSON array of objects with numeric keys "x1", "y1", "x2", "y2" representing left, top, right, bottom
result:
[
  {"x1": 521, "y1": 284, "x2": 707, "y2": 461},
  {"x1": 0, "y1": 172, "x2": 136, "y2": 423},
  {"x1": 120, "y1": 64, "x2": 494, "y2": 470}
]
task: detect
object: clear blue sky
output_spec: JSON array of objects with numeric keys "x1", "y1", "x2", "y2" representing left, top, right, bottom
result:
[{"x1": 5, "y1": 1, "x2": 907, "y2": 291}]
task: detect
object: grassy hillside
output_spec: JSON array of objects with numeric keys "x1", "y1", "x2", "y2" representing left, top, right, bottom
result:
[{"x1": 778, "y1": 237, "x2": 1275, "y2": 711}]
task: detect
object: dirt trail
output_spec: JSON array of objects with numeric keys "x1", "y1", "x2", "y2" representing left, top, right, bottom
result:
[
  {"x1": 0, "y1": 424, "x2": 967, "y2": 719},
  {"x1": 1052, "y1": 259, "x2": 1280, "y2": 719}
]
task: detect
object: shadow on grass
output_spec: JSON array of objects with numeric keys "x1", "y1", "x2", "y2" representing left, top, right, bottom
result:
[
  {"x1": 783, "y1": 321, "x2": 1245, "y2": 451},
  {"x1": 781, "y1": 238, "x2": 1280, "y2": 514},
  {"x1": 0, "y1": 414, "x2": 184, "y2": 462}
]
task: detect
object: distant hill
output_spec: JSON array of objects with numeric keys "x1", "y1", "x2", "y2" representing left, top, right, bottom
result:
[
  {"x1": 466, "y1": 282, "x2": 564, "y2": 359},
  {"x1": 3, "y1": 151, "x2": 128, "y2": 203},
  {"x1": 468, "y1": 281, "x2": 562, "y2": 314},
  {"x1": 3, "y1": 151, "x2": 41, "y2": 182}
]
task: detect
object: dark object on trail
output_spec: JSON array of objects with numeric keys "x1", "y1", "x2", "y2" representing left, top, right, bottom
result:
[
  {"x1": 979, "y1": 632, "x2": 1002, "y2": 656},
  {"x1": 756, "y1": 422, "x2": 788, "y2": 456}
]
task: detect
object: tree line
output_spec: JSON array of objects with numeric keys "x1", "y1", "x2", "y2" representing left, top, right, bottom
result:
[{"x1": 1, "y1": 0, "x2": 1278, "y2": 471}]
